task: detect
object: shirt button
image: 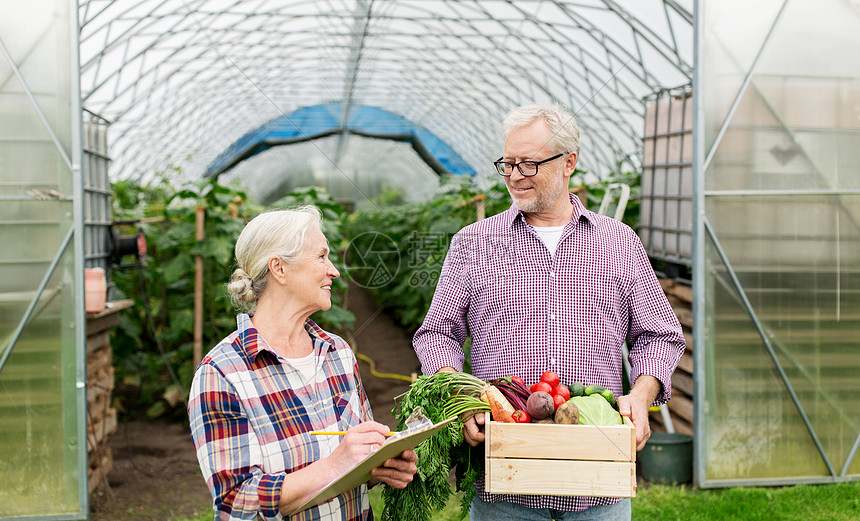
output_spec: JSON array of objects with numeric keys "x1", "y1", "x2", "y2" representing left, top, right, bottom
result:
[
  {"x1": 549, "y1": 271, "x2": 555, "y2": 277},
  {"x1": 549, "y1": 313, "x2": 555, "y2": 320},
  {"x1": 550, "y1": 358, "x2": 556, "y2": 365}
]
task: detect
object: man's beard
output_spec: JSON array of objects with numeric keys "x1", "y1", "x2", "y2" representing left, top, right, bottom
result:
[{"x1": 508, "y1": 172, "x2": 567, "y2": 214}]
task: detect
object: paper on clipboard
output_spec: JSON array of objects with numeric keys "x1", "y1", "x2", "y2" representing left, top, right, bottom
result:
[{"x1": 290, "y1": 415, "x2": 457, "y2": 515}]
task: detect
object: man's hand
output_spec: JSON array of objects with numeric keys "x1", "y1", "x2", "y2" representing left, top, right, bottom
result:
[
  {"x1": 370, "y1": 449, "x2": 418, "y2": 489},
  {"x1": 462, "y1": 411, "x2": 486, "y2": 446},
  {"x1": 436, "y1": 366, "x2": 485, "y2": 446},
  {"x1": 617, "y1": 375, "x2": 661, "y2": 451}
]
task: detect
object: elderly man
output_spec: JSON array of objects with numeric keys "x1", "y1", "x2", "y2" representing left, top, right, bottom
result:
[{"x1": 413, "y1": 104, "x2": 685, "y2": 521}]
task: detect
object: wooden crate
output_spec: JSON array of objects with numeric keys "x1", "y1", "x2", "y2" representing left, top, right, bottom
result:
[{"x1": 485, "y1": 417, "x2": 637, "y2": 497}]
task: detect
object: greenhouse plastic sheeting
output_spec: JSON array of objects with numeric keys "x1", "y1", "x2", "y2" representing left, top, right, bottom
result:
[
  {"x1": 693, "y1": 0, "x2": 860, "y2": 487},
  {"x1": 77, "y1": 0, "x2": 694, "y2": 194},
  {"x1": 0, "y1": 0, "x2": 88, "y2": 518},
  {"x1": 205, "y1": 102, "x2": 476, "y2": 178}
]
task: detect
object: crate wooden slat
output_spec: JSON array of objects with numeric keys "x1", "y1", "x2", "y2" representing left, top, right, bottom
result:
[
  {"x1": 486, "y1": 421, "x2": 635, "y2": 461},
  {"x1": 485, "y1": 417, "x2": 637, "y2": 497},
  {"x1": 486, "y1": 459, "x2": 635, "y2": 497}
]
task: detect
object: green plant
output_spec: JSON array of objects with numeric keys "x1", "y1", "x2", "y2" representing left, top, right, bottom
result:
[
  {"x1": 110, "y1": 174, "x2": 353, "y2": 420},
  {"x1": 344, "y1": 171, "x2": 642, "y2": 336},
  {"x1": 344, "y1": 176, "x2": 511, "y2": 334}
]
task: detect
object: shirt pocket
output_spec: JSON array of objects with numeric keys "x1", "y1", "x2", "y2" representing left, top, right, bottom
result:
[{"x1": 332, "y1": 389, "x2": 363, "y2": 430}]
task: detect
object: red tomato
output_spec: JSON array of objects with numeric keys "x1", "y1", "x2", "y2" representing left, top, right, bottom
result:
[
  {"x1": 540, "y1": 370, "x2": 560, "y2": 388},
  {"x1": 552, "y1": 393, "x2": 567, "y2": 412},
  {"x1": 552, "y1": 385, "x2": 571, "y2": 401},
  {"x1": 511, "y1": 410, "x2": 531, "y2": 423},
  {"x1": 511, "y1": 375, "x2": 527, "y2": 389},
  {"x1": 530, "y1": 381, "x2": 553, "y2": 394}
]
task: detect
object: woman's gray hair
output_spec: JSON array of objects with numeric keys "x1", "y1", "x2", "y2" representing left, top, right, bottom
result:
[
  {"x1": 226, "y1": 205, "x2": 322, "y2": 311},
  {"x1": 502, "y1": 104, "x2": 580, "y2": 156}
]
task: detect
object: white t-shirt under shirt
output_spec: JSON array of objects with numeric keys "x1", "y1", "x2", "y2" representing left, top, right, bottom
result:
[
  {"x1": 285, "y1": 351, "x2": 317, "y2": 382},
  {"x1": 533, "y1": 225, "x2": 566, "y2": 257}
]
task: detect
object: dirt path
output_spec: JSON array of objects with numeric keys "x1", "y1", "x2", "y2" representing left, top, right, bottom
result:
[
  {"x1": 346, "y1": 280, "x2": 422, "y2": 430},
  {"x1": 90, "y1": 282, "x2": 421, "y2": 520},
  {"x1": 89, "y1": 420, "x2": 212, "y2": 521}
]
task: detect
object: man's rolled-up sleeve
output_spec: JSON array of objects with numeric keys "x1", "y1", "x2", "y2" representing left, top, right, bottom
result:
[
  {"x1": 625, "y1": 232, "x2": 686, "y2": 405},
  {"x1": 413, "y1": 231, "x2": 472, "y2": 375}
]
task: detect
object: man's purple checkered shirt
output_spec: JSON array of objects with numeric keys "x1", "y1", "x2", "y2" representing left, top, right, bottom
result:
[{"x1": 414, "y1": 193, "x2": 685, "y2": 512}]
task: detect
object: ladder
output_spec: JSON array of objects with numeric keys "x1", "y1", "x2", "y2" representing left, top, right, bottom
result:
[{"x1": 596, "y1": 182, "x2": 675, "y2": 433}]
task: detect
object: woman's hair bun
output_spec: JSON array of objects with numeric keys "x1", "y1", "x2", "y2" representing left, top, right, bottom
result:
[{"x1": 227, "y1": 268, "x2": 256, "y2": 307}]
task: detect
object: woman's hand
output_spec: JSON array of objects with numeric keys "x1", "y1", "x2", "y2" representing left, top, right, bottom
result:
[
  {"x1": 370, "y1": 449, "x2": 418, "y2": 489},
  {"x1": 326, "y1": 421, "x2": 390, "y2": 476}
]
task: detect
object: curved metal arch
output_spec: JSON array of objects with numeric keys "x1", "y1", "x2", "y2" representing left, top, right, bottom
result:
[{"x1": 79, "y1": 0, "x2": 694, "y2": 186}]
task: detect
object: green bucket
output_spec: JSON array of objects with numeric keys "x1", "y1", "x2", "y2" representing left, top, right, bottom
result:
[{"x1": 639, "y1": 432, "x2": 693, "y2": 484}]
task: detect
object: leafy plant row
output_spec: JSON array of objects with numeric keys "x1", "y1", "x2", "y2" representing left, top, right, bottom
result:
[
  {"x1": 343, "y1": 171, "x2": 641, "y2": 335},
  {"x1": 110, "y1": 175, "x2": 353, "y2": 419},
  {"x1": 343, "y1": 178, "x2": 511, "y2": 334}
]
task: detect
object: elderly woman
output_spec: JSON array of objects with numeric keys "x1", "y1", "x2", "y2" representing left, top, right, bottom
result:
[{"x1": 188, "y1": 206, "x2": 417, "y2": 521}]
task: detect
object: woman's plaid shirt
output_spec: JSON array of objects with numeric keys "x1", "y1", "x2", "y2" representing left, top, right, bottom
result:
[{"x1": 189, "y1": 314, "x2": 373, "y2": 521}]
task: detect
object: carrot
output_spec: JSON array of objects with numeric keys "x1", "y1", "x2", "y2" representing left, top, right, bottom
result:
[{"x1": 482, "y1": 384, "x2": 516, "y2": 423}]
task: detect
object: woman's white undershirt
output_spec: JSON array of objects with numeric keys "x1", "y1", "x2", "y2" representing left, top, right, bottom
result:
[{"x1": 285, "y1": 351, "x2": 317, "y2": 382}]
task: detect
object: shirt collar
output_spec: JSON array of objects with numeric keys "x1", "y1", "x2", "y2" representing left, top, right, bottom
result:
[
  {"x1": 503, "y1": 192, "x2": 596, "y2": 228},
  {"x1": 234, "y1": 313, "x2": 336, "y2": 362}
]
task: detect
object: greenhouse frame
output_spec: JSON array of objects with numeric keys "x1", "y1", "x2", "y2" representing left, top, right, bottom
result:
[{"x1": 0, "y1": 0, "x2": 857, "y2": 518}]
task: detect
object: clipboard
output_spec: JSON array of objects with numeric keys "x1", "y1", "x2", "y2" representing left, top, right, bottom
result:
[{"x1": 290, "y1": 416, "x2": 457, "y2": 515}]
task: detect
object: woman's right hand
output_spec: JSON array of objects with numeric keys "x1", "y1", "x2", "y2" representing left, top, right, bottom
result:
[{"x1": 326, "y1": 421, "x2": 391, "y2": 476}]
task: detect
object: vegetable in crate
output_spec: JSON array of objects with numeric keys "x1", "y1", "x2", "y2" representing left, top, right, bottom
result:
[
  {"x1": 568, "y1": 381, "x2": 586, "y2": 397},
  {"x1": 584, "y1": 383, "x2": 617, "y2": 408},
  {"x1": 482, "y1": 385, "x2": 516, "y2": 423},
  {"x1": 568, "y1": 394, "x2": 623, "y2": 425},
  {"x1": 539, "y1": 370, "x2": 561, "y2": 388},
  {"x1": 381, "y1": 371, "x2": 493, "y2": 521},
  {"x1": 511, "y1": 410, "x2": 530, "y2": 423},
  {"x1": 487, "y1": 376, "x2": 531, "y2": 412},
  {"x1": 526, "y1": 391, "x2": 555, "y2": 420},
  {"x1": 554, "y1": 400, "x2": 580, "y2": 424},
  {"x1": 551, "y1": 393, "x2": 567, "y2": 412},
  {"x1": 530, "y1": 381, "x2": 552, "y2": 394},
  {"x1": 551, "y1": 384, "x2": 571, "y2": 401}
]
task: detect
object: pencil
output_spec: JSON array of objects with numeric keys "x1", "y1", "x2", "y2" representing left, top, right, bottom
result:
[{"x1": 310, "y1": 430, "x2": 395, "y2": 436}]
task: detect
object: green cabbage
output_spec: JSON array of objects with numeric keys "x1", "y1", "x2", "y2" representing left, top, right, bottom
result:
[{"x1": 568, "y1": 394, "x2": 623, "y2": 426}]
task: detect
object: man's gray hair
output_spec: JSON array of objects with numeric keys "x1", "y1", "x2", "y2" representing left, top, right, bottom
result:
[{"x1": 502, "y1": 104, "x2": 580, "y2": 156}]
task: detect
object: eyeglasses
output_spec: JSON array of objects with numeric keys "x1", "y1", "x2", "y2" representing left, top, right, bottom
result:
[{"x1": 493, "y1": 152, "x2": 567, "y2": 177}]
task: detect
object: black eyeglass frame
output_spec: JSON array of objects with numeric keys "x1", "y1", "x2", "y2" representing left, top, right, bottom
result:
[{"x1": 493, "y1": 152, "x2": 568, "y2": 177}]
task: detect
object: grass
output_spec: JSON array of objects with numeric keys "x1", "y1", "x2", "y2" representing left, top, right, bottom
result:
[
  {"x1": 631, "y1": 482, "x2": 859, "y2": 521},
  {"x1": 172, "y1": 481, "x2": 860, "y2": 521}
]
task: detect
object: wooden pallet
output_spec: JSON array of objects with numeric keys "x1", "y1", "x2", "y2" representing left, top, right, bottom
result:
[
  {"x1": 653, "y1": 278, "x2": 694, "y2": 435},
  {"x1": 85, "y1": 300, "x2": 132, "y2": 493}
]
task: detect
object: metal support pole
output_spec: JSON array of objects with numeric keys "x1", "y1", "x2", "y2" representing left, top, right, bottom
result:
[{"x1": 193, "y1": 206, "x2": 205, "y2": 367}]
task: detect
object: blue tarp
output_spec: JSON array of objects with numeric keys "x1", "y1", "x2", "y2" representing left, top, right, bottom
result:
[{"x1": 205, "y1": 102, "x2": 475, "y2": 177}]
